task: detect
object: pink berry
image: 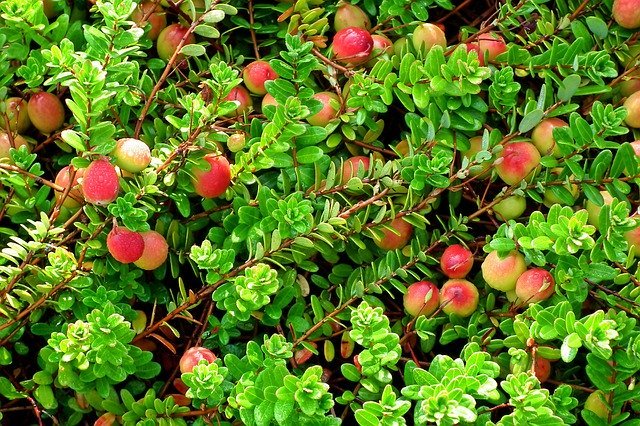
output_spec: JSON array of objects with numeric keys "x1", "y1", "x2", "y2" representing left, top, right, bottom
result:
[
  {"x1": 613, "y1": 0, "x2": 640, "y2": 29},
  {"x1": 81, "y1": 158, "x2": 120, "y2": 206},
  {"x1": 157, "y1": 24, "x2": 195, "y2": 62},
  {"x1": 27, "y1": 91, "x2": 65, "y2": 134},
  {"x1": 54, "y1": 165, "x2": 85, "y2": 208},
  {"x1": 307, "y1": 92, "x2": 341, "y2": 126},
  {"x1": 134, "y1": 231, "x2": 169, "y2": 270},
  {"x1": 106, "y1": 225, "x2": 145, "y2": 264},
  {"x1": 515, "y1": 268, "x2": 555, "y2": 304},
  {"x1": 191, "y1": 154, "x2": 232, "y2": 198},
  {"x1": 481, "y1": 250, "x2": 527, "y2": 292},
  {"x1": 242, "y1": 60, "x2": 279, "y2": 95},
  {"x1": 222, "y1": 86, "x2": 253, "y2": 117},
  {"x1": 476, "y1": 32, "x2": 507, "y2": 63},
  {"x1": 440, "y1": 244, "x2": 474, "y2": 279},
  {"x1": 373, "y1": 217, "x2": 414, "y2": 251},
  {"x1": 332, "y1": 27, "x2": 373, "y2": 65},
  {"x1": 131, "y1": 1, "x2": 167, "y2": 41},
  {"x1": 404, "y1": 281, "x2": 439, "y2": 317},
  {"x1": 340, "y1": 156, "x2": 370, "y2": 183},
  {"x1": 439, "y1": 278, "x2": 480, "y2": 317},
  {"x1": 0, "y1": 132, "x2": 29, "y2": 162},
  {"x1": 495, "y1": 141, "x2": 541, "y2": 185},
  {"x1": 2, "y1": 97, "x2": 31, "y2": 133},
  {"x1": 179, "y1": 347, "x2": 217, "y2": 374}
]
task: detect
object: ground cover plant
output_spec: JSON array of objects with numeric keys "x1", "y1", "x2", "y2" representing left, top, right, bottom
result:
[{"x1": 0, "y1": 0, "x2": 640, "y2": 424}]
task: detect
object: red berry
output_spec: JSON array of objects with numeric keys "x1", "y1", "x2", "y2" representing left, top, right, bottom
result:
[
  {"x1": 94, "y1": 412, "x2": 116, "y2": 426},
  {"x1": 439, "y1": 278, "x2": 480, "y2": 317},
  {"x1": 134, "y1": 231, "x2": 169, "y2": 270},
  {"x1": 533, "y1": 356, "x2": 552, "y2": 383},
  {"x1": 242, "y1": 60, "x2": 279, "y2": 95},
  {"x1": 27, "y1": 91, "x2": 65, "y2": 134},
  {"x1": 515, "y1": 268, "x2": 555, "y2": 304},
  {"x1": 179, "y1": 347, "x2": 217, "y2": 374},
  {"x1": 106, "y1": 225, "x2": 145, "y2": 264},
  {"x1": 81, "y1": 158, "x2": 120, "y2": 206},
  {"x1": 222, "y1": 86, "x2": 253, "y2": 117},
  {"x1": 440, "y1": 244, "x2": 474, "y2": 279},
  {"x1": 191, "y1": 155, "x2": 232, "y2": 198},
  {"x1": 404, "y1": 281, "x2": 439, "y2": 317},
  {"x1": 157, "y1": 24, "x2": 195, "y2": 62},
  {"x1": 332, "y1": 27, "x2": 373, "y2": 65}
]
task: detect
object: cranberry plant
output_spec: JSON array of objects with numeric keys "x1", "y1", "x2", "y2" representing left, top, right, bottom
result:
[{"x1": 1, "y1": 0, "x2": 640, "y2": 424}]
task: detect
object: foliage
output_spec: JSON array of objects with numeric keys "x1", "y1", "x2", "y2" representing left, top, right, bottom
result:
[{"x1": 0, "y1": 0, "x2": 639, "y2": 424}]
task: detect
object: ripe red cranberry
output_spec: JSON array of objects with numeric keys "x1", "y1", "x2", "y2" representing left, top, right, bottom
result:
[
  {"x1": 179, "y1": 347, "x2": 217, "y2": 374},
  {"x1": 106, "y1": 225, "x2": 145, "y2": 264},
  {"x1": 440, "y1": 244, "x2": 474, "y2": 279},
  {"x1": 332, "y1": 27, "x2": 373, "y2": 65}
]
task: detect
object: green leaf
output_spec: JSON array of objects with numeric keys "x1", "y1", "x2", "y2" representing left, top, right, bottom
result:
[
  {"x1": 296, "y1": 146, "x2": 324, "y2": 164},
  {"x1": 34, "y1": 385, "x2": 57, "y2": 410},
  {"x1": 273, "y1": 399, "x2": 294, "y2": 424},
  {"x1": 519, "y1": 109, "x2": 544, "y2": 133},
  {"x1": 254, "y1": 400, "x2": 275, "y2": 426},
  {"x1": 60, "y1": 129, "x2": 86, "y2": 152},
  {"x1": 203, "y1": 10, "x2": 226, "y2": 23},
  {"x1": 557, "y1": 75, "x2": 581, "y2": 102},
  {"x1": 585, "y1": 16, "x2": 608, "y2": 39},
  {"x1": 179, "y1": 44, "x2": 206, "y2": 57},
  {"x1": 341, "y1": 363, "x2": 361, "y2": 382},
  {"x1": 355, "y1": 409, "x2": 380, "y2": 426},
  {"x1": 488, "y1": 238, "x2": 516, "y2": 252},
  {"x1": 193, "y1": 25, "x2": 220, "y2": 38},
  {"x1": 0, "y1": 377, "x2": 23, "y2": 399},
  {"x1": 561, "y1": 335, "x2": 580, "y2": 362}
]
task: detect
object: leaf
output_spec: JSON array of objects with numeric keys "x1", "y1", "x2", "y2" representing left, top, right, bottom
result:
[
  {"x1": 273, "y1": 400, "x2": 294, "y2": 424},
  {"x1": 60, "y1": 129, "x2": 86, "y2": 152},
  {"x1": 203, "y1": 10, "x2": 226, "y2": 23},
  {"x1": 295, "y1": 146, "x2": 324, "y2": 164},
  {"x1": 488, "y1": 238, "x2": 516, "y2": 252},
  {"x1": 0, "y1": 377, "x2": 23, "y2": 399},
  {"x1": 179, "y1": 44, "x2": 206, "y2": 57},
  {"x1": 519, "y1": 109, "x2": 544, "y2": 133},
  {"x1": 355, "y1": 409, "x2": 380, "y2": 426},
  {"x1": 561, "y1": 335, "x2": 580, "y2": 362},
  {"x1": 589, "y1": 149, "x2": 612, "y2": 183},
  {"x1": 194, "y1": 25, "x2": 220, "y2": 38},
  {"x1": 557, "y1": 75, "x2": 581, "y2": 102},
  {"x1": 34, "y1": 385, "x2": 57, "y2": 410},
  {"x1": 341, "y1": 363, "x2": 361, "y2": 381},
  {"x1": 254, "y1": 400, "x2": 275, "y2": 426},
  {"x1": 582, "y1": 184, "x2": 603, "y2": 206},
  {"x1": 586, "y1": 16, "x2": 608, "y2": 39}
]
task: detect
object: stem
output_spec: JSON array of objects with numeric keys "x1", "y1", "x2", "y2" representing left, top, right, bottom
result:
[
  {"x1": 248, "y1": 0, "x2": 260, "y2": 59},
  {"x1": 134, "y1": 2, "x2": 221, "y2": 138}
]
